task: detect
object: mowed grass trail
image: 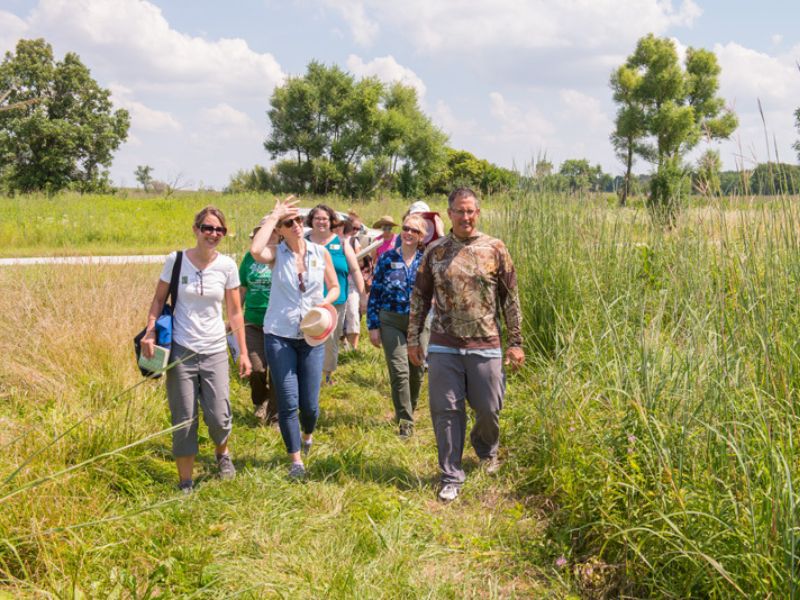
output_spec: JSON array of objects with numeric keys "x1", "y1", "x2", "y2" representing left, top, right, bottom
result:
[{"x1": 0, "y1": 263, "x2": 559, "y2": 598}]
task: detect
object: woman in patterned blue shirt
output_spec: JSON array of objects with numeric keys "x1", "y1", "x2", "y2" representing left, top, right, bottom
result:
[{"x1": 367, "y1": 213, "x2": 427, "y2": 438}]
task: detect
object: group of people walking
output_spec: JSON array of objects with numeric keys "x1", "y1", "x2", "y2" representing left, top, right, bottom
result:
[{"x1": 139, "y1": 187, "x2": 524, "y2": 502}]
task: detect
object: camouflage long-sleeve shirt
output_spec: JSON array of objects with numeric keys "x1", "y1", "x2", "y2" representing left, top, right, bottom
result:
[{"x1": 407, "y1": 231, "x2": 523, "y2": 350}]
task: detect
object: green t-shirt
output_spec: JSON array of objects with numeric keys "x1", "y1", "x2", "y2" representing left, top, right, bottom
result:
[{"x1": 238, "y1": 251, "x2": 272, "y2": 326}]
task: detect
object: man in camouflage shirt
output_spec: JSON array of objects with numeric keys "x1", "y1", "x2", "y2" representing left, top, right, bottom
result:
[{"x1": 408, "y1": 187, "x2": 524, "y2": 503}]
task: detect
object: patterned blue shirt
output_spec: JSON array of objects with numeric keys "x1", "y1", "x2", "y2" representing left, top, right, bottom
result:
[{"x1": 367, "y1": 248, "x2": 424, "y2": 330}]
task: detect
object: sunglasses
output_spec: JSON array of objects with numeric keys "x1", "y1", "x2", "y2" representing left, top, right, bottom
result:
[
  {"x1": 402, "y1": 225, "x2": 422, "y2": 235},
  {"x1": 280, "y1": 216, "x2": 304, "y2": 228},
  {"x1": 199, "y1": 223, "x2": 227, "y2": 235}
]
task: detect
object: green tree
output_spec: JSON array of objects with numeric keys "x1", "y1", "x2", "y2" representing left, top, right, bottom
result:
[
  {"x1": 614, "y1": 34, "x2": 737, "y2": 221},
  {"x1": 374, "y1": 82, "x2": 446, "y2": 197},
  {"x1": 694, "y1": 149, "x2": 722, "y2": 196},
  {"x1": 534, "y1": 158, "x2": 553, "y2": 178},
  {"x1": 264, "y1": 61, "x2": 445, "y2": 197},
  {"x1": 559, "y1": 158, "x2": 594, "y2": 193},
  {"x1": 0, "y1": 38, "x2": 129, "y2": 194},
  {"x1": 134, "y1": 165, "x2": 154, "y2": 192},
  {"x1": 610, "y1": 65, "x2": 646, "y2": 205}
]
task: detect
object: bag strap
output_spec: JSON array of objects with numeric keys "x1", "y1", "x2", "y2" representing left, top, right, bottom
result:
[{"x1": 168, "y1": 250, "x2": 183, "y2": 309}]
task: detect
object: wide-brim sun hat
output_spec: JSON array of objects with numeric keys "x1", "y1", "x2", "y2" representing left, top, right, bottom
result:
[
  {"x1": 300, "y1": 304, "x2": 338, "y2": 346},
  {"x1": 372, "y1": 215, "x2": 398, "y2": 229}
]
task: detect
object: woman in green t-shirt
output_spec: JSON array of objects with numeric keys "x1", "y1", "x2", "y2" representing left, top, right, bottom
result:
[{"x1": 239, "y1": 228, "x2": 279, "y2": 424}]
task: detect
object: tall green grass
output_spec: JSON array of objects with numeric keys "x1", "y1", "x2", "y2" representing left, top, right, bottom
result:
[
  {"x1": 495, "y1": 193, "x2": 800, "y2": 597},
  {"x1": 3, "y1": 190, "x2": 799, "y2": 596},
  {"x1": 0, "y1": 261, "x2": 553, "y2": 597}
]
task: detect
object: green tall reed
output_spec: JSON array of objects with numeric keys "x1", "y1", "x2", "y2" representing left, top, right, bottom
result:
[{"x1": 495, "y1": 192, "x2": 800, "y2": 597}]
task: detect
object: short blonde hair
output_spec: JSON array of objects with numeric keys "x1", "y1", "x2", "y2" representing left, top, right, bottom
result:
[{"x1": 403, "y1": 213, "x2": 427, "y2": 234}]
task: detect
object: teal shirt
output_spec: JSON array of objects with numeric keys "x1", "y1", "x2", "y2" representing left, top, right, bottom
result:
[
  {"x1": 325, "y1": 235, "x2": 349, "y2": 305},
  {"x1": 238, "y1": 251, "x2": 272, "y2": 325}
]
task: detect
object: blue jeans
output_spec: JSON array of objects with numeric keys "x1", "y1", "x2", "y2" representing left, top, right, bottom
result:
[{"x1": 264, "y1": 334, "x2": 325, "y2": 454}]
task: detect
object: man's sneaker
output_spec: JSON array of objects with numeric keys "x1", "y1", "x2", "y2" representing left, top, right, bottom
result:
[
  {"x1": 177, "y1": 479, "x2": 194, "y2": 495},
  {"x1": 216, "y1": 453, "x2": 236, "y2": 480},
  {"x1": 480, "y1": 456, "x2": 501, "y2": 475},
  {"x1": 398, "y1": 422, "x2": 414, "y2": 440},
  {"x1": 288, "y1": 462, "x2": 306, "y2": 480},
  {"x1": 438, "y1": 484, "x2": 460, "y2": 503},
  {"x1": 254, "y1": 402, "x2": 268, "y2": 424},
  {"x1": 301, "y1": 438, "x2": 313, "y2": 456}
]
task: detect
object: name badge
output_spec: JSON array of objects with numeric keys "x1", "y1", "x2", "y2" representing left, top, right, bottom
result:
[
  {"x1": 310, "y1": 259, "x2": 319, "y2": 269},
  {"x1": 390, "y1": 262, "x2": 404, "y2": 270},
  {"x1": 329, "y1": 244, "x2": 341, "y2": 250}
]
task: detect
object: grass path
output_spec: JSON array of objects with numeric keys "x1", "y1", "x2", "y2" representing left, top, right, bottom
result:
[{"x1": 0, "y1": 262, "x2": 560, "y2": 598}]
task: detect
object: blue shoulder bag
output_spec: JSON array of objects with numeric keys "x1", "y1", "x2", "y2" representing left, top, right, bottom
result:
[{"x1": 134, "y1": 251, "x2": 183, "y2": 378}]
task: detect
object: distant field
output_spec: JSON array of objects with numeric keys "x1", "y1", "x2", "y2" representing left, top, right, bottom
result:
[
  {"x1": 1, "y1": 192, "x2": 446, "y2": 257},
  {"x1": 3, "y1": 190, "x2": 800, "y2": 597}
]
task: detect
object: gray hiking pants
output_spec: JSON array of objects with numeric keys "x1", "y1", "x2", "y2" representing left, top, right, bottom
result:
[{"x1": 428, "y1": 352, "x2": 505, "y2": 486}]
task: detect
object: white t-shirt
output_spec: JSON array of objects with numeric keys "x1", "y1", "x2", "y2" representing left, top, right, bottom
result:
[{"x1": 159, "y1": 250, "x2": 240, "y2": 354}]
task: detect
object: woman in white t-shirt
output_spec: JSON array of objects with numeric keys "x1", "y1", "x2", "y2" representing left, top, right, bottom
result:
[{"x1": 141, "y1": 206, "x2": 251, "y2": 494}]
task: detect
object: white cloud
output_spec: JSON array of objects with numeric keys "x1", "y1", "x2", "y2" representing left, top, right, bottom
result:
[
  {"x1": 0, "y1": 10, "x2": 28, "y2": 55},
  {"x1": 345, "y1": 54, "x2": 426, "y2": 99},
  {"x1": 321, "y1": 0, "x2": 379, "y2": 46},
  {"x1": 488, "y1": 91, "x2": 555, "y2": 142},
  {"x1": 433, "y1": 100, "x2": 477, "y2": 137},
  {"x1": 109, "y1": 84, "x2": 181, "y2": 132},
  {"x1": 558, "y1": 89, "x2": 613, "y2": 131},
  {"x1": 27, "y1": 0, "x2": 285, "y2": 98},
  {"x1": 714, "y1": 42, "x2": 799, "y2": 105},
  {"x1": 197, "y1": 103, "x2": 260, "y2": 142},
  {"x1": 200, "y1": 103, "x2": 255, "y2": 129},
  {"x1": 327, "y1": 0, "x2": 701, "y2": 52}
]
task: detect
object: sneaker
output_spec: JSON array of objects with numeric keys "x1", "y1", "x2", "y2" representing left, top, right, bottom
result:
[
  {"x1": 288, "y1": 462, "x2": 306, "y2": 480},
  {"x1": 301, "y1": 438, "x2": 313, "y2": 456},
  {"x1": 438, "y1": 484, "x2": 460, "y2": 503},
  {"x1": 216, "y1": 453, "x2": 236, "y2": 480},
  {"x1": 398, "y1": 422, "x2": 414, "y2": 440},
  {"x1": 480, "y1": 456, "x2": 501, "y2": 475},
  {"x1": 254, "y1": 402, "x2": 268, "y2": 424},
  {"x1": 177, "y1": 479, "x2": 194, "y2": 495},
  {"x1": 324, "y1": 374, "x2": 335, "y2": 386}
]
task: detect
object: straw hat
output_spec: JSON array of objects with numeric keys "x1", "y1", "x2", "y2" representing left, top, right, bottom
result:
[
  {"x1": 372, "y1": 215, "x2": 398, "y2": 228},
  {"x1": 300, "y1": 304, "x2": 338, "y2": 346}
]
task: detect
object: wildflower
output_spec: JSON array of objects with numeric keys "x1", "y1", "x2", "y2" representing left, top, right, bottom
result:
[
  {"x1": 555, "y1": 555, "x2": 567, "y2": 568},
  {"x1": 627, "y1": 433, "x2": 636, "y2": 444}
]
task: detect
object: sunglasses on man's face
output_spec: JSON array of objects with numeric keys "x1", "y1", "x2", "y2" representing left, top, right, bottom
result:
[
  {"x1": 402, "y1": 225, "x2": 422, "y2": 235},
  {"x1": 280, "y1": 216, "x2": 304, "y2": 228},
  {"x1": 199, "y1": 223, "x2": 227, "y2": 235}
]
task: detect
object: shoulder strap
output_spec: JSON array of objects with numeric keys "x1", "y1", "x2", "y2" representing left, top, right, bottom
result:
[{"x1": 168, "y1": 251, "x2": 182, "y2": 308}]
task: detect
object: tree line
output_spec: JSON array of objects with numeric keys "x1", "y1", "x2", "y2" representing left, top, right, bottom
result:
[{"x1": 2, "y1": 35, "x2": 800, "y2": 205}]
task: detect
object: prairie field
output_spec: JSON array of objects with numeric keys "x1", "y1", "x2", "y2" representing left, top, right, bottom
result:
[{"x1": 2, "y1": 190, "x2": 799, "y2": 598}]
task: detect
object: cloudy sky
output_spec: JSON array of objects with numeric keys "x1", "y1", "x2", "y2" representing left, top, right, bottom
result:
[{"x1": 2, "y1": 0, "x2": 799, "y2": 189}]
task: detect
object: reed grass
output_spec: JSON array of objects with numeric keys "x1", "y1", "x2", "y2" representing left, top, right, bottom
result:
[
  {"x1": 3, "y1": 190, "x2": 799, "y2": 596},
  {"x1": 495, "y1": 192, "x2": 800, "y2": 597}
]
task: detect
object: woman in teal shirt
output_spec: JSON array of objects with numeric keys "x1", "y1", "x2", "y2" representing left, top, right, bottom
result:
[
  {"x1": 305, "y1": 204, "x2": 364, "y2": 384},
  {"x1": 239, "y1": 228, "x2": 279, "y2": 424}
]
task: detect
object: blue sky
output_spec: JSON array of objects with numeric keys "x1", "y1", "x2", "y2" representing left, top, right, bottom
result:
[{"x1": 2, "y1": 0, "x2": 799, "y2": 189}]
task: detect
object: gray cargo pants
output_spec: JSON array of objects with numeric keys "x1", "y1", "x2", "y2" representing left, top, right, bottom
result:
[{"x1": 428, "y1": 352, "x2": 504, "y2": 486}]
